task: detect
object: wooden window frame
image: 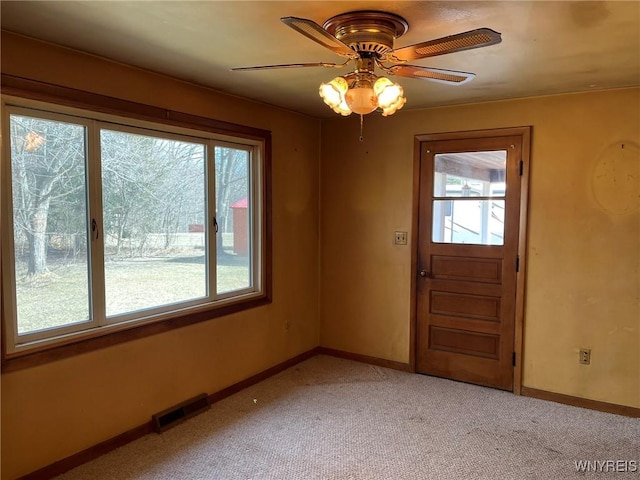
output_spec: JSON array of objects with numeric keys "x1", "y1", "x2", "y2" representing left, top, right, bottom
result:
[{"x1": 0, "y1": 74, "x2": 272, "y2": 372}]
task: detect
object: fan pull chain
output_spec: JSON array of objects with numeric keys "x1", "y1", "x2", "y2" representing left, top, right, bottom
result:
[{"x1": 359, "y1": 114, "x2": 364, "y2": 142}]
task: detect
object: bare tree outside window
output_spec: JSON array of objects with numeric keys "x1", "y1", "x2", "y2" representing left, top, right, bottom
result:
[
  {"x1": 10, "y1": 114, "x2": 91, "y2": 333},
  {"x1": 101, "y1": 129, "x2": 207, "y2": 317}
]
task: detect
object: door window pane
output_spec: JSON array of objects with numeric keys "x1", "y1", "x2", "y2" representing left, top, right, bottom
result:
[
  {"x1": 215, "y1": 146, "x2": 251, "y2": 294},
  {"x1": 101, "y1": 129, "x2": 206, "y2": 317},
  {"x1": 434, "y1": 151, "x2": 506, "y2": 198},
  {"x1": 10, "y1": 114, "x2": 91, "y2": 334},
  {"x1": 432, "y1": 150, "x2": 506, "y2": 246},
  {"x1": 432, "y1": 199, "x2": 505, "y2": 245}
]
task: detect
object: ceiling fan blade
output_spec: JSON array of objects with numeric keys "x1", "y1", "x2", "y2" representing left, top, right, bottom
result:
[
  {"x1": 389, "y1": 28, "x2": 501, "y2": 62},
  {"x1": 387, "y1": 65, "x2": 476, "y2": 85},
  {"x1": 231, "y1": 62, "x2": 347, "y2": 71},
  {"x1": 281, "y1": 16, "x2": 358, "y2": 59}
]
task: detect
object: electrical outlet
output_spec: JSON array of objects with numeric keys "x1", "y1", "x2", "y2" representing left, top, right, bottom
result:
[
  {"x1": 579, "y1": 348, "x2": 591, "y2": 365},
  {"x1": 394, "y1": 231, "x2": 408, "y2": 245}
]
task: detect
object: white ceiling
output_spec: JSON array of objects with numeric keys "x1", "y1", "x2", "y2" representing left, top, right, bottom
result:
[{"x1": 2, "y1": 1, "x2": 639, "y2": 118}]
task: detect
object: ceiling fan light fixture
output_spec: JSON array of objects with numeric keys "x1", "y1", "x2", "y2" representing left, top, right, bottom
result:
[
  {"x1": 319, "y1": 74, "x2": 406, "y2": 117},
  {"x1": 319, "y1": 77, "x2": 352, "y2": 115}
]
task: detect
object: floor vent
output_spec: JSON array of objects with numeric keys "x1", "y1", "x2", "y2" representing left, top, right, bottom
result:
[{"x1": 152, "y1": 393, "x2": 210, "y2": 433}]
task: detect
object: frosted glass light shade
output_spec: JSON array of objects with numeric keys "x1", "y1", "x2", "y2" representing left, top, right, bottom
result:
[
  {"x1": 319, "y1": 77, "x2": 351, "y2": 116},
  {"x1": 344, "y1": 75, "x2": 379, "y2": 115},
  {"x1": 345, "y1": 86, "x2": 378, "y2": 115},
  {"x1": 374, "y1": 77, "x2": 406, "y2": 116}
]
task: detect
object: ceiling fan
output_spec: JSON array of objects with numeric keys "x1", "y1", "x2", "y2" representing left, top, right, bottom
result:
[{"x1": 232, "y1": 11, "x2": 501, "y2": 117}]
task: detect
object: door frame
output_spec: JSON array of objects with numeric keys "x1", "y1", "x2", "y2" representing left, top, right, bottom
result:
[{"x1": 409, "y1": 127, "x2": 531, "y2": 394}]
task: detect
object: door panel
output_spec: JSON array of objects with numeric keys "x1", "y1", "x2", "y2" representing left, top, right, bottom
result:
[
  {"x1": 429, "y1": 327, "x2": 499, "y2": 359},
  {"x1": 430, "y1": 291, "x2": 501, "y2": 321},
  {"x1": 431, "y1": 255, "x2": 502, "y2": 284},
  {"x1": 416, "y1": 134, "x2": 524, "y2": 391}
]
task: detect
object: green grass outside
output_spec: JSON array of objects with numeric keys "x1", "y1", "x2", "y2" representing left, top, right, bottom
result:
[{"x1": 15, "y1": 252, "x2": 250, "y2": 334}]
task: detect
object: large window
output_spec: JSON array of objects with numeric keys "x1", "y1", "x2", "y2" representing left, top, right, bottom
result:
[{"x1": 2, "y1": 98, "x2": 267, "y2": 358}]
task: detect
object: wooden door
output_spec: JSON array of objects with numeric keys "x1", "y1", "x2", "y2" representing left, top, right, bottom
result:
[{"x1": 416, "y1": 131, "x2": 527, "y2": 391}]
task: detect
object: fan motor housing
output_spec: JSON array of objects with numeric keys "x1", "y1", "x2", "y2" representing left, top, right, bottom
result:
[{"x1": 323, "y1": 11, "x2": 408, "y2": 57}]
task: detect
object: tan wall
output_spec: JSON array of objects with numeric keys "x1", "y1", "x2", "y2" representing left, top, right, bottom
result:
[
  {"x1": 320, "y1": 88, "x2": 640, "y2": 408},
  {"x1": 1, "y1": 32, "x2": 320, "y2": 479}
]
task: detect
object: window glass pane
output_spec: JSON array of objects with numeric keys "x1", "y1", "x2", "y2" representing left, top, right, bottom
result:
[
  {"x1": 101, "y1": 129, "x2": 206, "y2": 317},
  {"x1": 215, "y1": 146, "x2": 251, "y2": 294},
  {"x1": 432, "y1": 199, "x2": 505, "y2": 245},
  {"x1": 434, "y1": 151, "x2": 506, "y2": 198},
  {"x1": 10, "y1": 114, "x2": 91, "y2": 334}
]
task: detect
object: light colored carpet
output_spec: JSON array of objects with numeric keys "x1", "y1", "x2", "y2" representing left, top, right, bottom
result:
[{"x1": 56, "y1": 355, "x2": 639, "y2": 479}]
